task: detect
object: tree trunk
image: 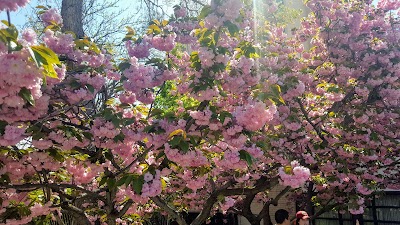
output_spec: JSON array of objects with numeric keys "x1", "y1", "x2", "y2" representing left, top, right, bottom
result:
[
  {"x1": 263, "y1": 214, "x2": 273, "y2": 225},
  {"x1": 241, "y1": 215, "x2": 261, "y2": 225},
  {"x1": 61, "y1": 0, "x2": 85, "y2": 38}
]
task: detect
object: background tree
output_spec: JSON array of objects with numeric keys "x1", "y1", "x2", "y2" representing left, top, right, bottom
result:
[{"x1": 61, "y1": 0, "x2": 84, "y2": 37}]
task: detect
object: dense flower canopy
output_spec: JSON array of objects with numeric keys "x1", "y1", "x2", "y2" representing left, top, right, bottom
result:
[{"x1": 0, "y1": 0, "x2": 399, "y2": 225}]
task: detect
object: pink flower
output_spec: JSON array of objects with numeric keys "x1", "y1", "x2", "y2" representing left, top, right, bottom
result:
[
  {"x1": 3, "y1": 125, "x2": 25, "y2": 144},
  {"x1": 144, "y1": 172, "x2": 154, "y2": 182},
  {"x1": 151, "y1": 33, "x2": 176, "y2": 52},
  {"x1": 0, "y1": 0, "x2": 30, "y2": 11},
  {"x1": 234, "y1": 102, "x2": 276, "y2": 131},
  {"x1": 40, "y1": 8, "x2": 63, "y2": 26},
  {"x1": 174, "y1": 7, "x2": 187, "y2": 18},
  {"x1": 278, "y1": 161, "x2": 310, "y2": 188},
  {"x1": 21, "y1": 28, "x2": 37, "y2": 45},
  {"x1": 126, "y1": 40, "x2": 150, "y2": 58}
]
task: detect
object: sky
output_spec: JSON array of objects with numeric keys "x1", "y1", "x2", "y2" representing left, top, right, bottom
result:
[
  {"x1": 0, "y1": 0, "x2": 179, "y2": 29},
  {"x1": 0, "y1": 0, "x2": 382, "y2": 31},
  {"x1": 0, "y1": 0, "x2": 39, "y2": 28}
]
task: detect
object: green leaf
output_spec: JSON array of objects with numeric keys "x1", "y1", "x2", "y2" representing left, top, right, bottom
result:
[
  {"x1": 36, "y1": 5, "x2": 49, "y2": 9},
  {"x1": 219, "y1": 111, "x2": 232, "y2": 124},
  {"x1": 75, "y1": 39, "x2": 100, "y2": 54},
  {"x1": 113, "y1": 133, "x2": 125, "y2": 143},
  {"x1": 118, "y1": 62, "x2": 131, "y2": 71},
  {"x1": 107, "y1": 178, "x2": 116, "y2": 189},
  {"x1": 82, "y1": 132, "x2": 93, "y2": 140},
  {"x1": 30, "y1": 45, "x2": 60, "y2": 79},
  {"x1": 132, "y1": 175, "x2": 144, "y2": 194},
  {"x1": 42, "y1": 64, "x2": 59, "y2": 78},
  {"x1": 124, "y1": 118, "x2": 136, "y2": 126},
  {"x1": 147, "y1": 24, "x2": 161, "y2": 35},
  {"x1": 239, "y1": 150, "x2": 253, "y2": 166},
  {"x1": 18, "y1": 87, "x2": 35, "y2": 106},
  {"x1": 198, "y1": 5, "x2": 212, "y2": 19},
  {"x1": 126, "y1": 26, "x2": 135, "y2": 35},
  {"x1": 48, "y1": 148, "x2": 65, "y2": 162},
  {"x1": 86, "y1": 84, "x2": 95, "y2": 93},
  {"x1": 30, "y1": 45, "x2": 60, "y2": 65},
  {"x1": 125, "y1": 174, "x2": 134, "y2": 187},
  {"x1": 169, "y1": 136, "x2": 182, "y2": 148},
  {"x1": 69, "y1": 80, "x2": 81, "y2": 89},
  {"x1": 223, "y1": 21, "x2": 239, "y2": 36},
  {"x1": 99, "y1": 177, "x2": 107, "y2": 187},
  {"x1": 0, "y1": 21, "x2": 18, "y2": 40},
  {"x1": 143, "y1": 125, "x2": 156, "y2": 133},
  {"x1": 117, "y1": 175, "x2": 128, "y2": 186},
  {"x1": 123, "y1": 27, "x2": 136, "y2": 41},
  {"x1": 32, "y1": 132, "x2": 45, "y2": 140},
  {"x1": 179, "y1": 141, "x2": 190, "y2": 152},
  {"x1": 0, "y1": 121, "x2": 7, "y2": 135}
]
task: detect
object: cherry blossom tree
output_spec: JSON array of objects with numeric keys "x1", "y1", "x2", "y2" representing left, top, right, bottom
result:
[{"x1": 0, "y1": 0, "x2": 399, "y2": 225}]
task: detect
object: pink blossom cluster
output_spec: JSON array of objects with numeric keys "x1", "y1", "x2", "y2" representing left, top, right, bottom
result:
[
  {"x1": 189, "y1": 109, "x2": 212, "y2": 126},
  {"x1": 170, "y1": 20, "x2": 198, "y2": 44},
  {"x1": 348, "y1": 197, "x2": 365, "y2": 215},
  {"x1": 61, "y1": 72, "x2": 105, "y2": 104},
  {"x1": 222, "y1": 75, "x2": 246, "y2": 93},
  {"x1": 141, "y1": 170, "x2": 162, "y2": 197},
  {"x1": 123, "y1": 57, "x2": 157, "y2": 93},
  {"x1": 179, "y1": 170, "x2": 207, "y2": 191},
  {"x1": 0, "y1": 50, "x2": 51, "y2": 123},
  {"x1": 91, "y1": 119, "x2": 120, "y2": 139},
  {"x1": 25, "y1": 151, "x2": 62, "y2": 171},
  {"x1": 0, "y1": 0, "x2": 30, "y2": 11},
  {"x1": 231, "y1": 55, "x2": 254, "y2": 75},
  {"x1": 47, "y1": 130, "x2": 90, "y2": 151},
  {"x1": 174, "y1": 7, "x2": 187, "y2": 18},
  {"x1": 215, "y1": 150, "x2": 247, "y2": 170},
  {"x1": 119, "y1": 92, "x2": 137, "y2": 104},
  {"x1": 0, "y1": 202, "x2": 54, "y2": 225},
  {"x1": 219, "y1": 197, "x2": 235, "y2": 214},
  {"x1": 215, "y1": 0, "x2": 243, "y2": 21},
  {"x1": 0, "y1": 158, "x2": 32, "y2": 182},
  {"x1": 21, "y1": 28, "x2": 37, "y2": 46},
  {"x1": 191, "y1": 87, "x2": 219, "y2": 102},
  {"x1": 278, "y1": 161, "x2": 311, "y2": 188},
  {"x1": 356, "y1": 183, "x2": 373, "y2": 195},
  {"x1": 186, "y1": 175, "x2": 207, "y2": 191},
  {"x1": 0, "y1": 125, "x2": 25, "y2": 146},
  {"x1": 40, "y1": 8, "x2": 63, "y2": 26},
  {"x1": 234, "y1": 101, "x2": 276, "y2": 131},
  {"x1": 126, "y1": 39, "x2": 151, "y2": 58},
  {"x1": 198, "y1": 47, "x2": 215, "y2": 68},
  {"x1": 282, "y1": 81, "x2": 305, "y2": 100},
  {"x1": 43, "y1": 30, "x2": 75, "y2": 55},
  {"x1": 164, "y1": 143, "x2": 209, "y2": 167},
  {"x1": 150, "y1": 33, "x2": 176, "y2": 52},
  {"x1": 65, "y1": 160, "x2": 102, "y2": 184}
]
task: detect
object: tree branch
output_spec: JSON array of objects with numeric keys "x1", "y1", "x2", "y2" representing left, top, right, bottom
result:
[
  {"x1": 257, "y1": 186, "x2": 291, "y2": 220},
  {"x1": 61, "y1": 204, "x2": 92, "y2": 225},
  {"x1": 117, "y1": 199, "x2": 134, "y2": 217},
  {"x1": 151, "y1": 196, "x2": 187, "y2": 225},
  {"x1": 0, "y1": 183, "x2": 106, "y2": 202}
]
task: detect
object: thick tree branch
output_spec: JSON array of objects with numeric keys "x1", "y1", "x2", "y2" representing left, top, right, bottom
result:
[
  {"x1": 296, "y1": 98, "x2": 328, "y2": 144},
  {"x1": 61, "y1": 204, "x2": 92, "y2": 225},
  {"x1": 151, "y1": 196, "x2": 187, "y2": 225},
  {"x1": 117, "y1": 199, "x2": 134, "y2": 217},
  {"x1": 0, "y1": 183, "x2": 105, "y2": 202},
  {"x1": 257, "y1": 186, "x2": 291, "y2": 220}
]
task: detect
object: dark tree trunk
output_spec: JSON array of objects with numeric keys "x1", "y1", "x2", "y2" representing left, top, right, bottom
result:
[
  {"x1": 263, "y1": 214, "x2": 273, "y2": 225},
  {"x1": 61, "y1": 0, "x2": 85, "y2": 38}
]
